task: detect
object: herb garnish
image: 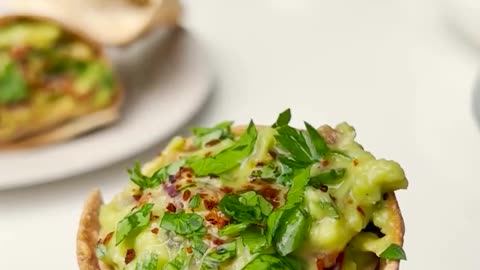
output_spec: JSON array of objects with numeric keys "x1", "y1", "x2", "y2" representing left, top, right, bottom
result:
[
  {"x1": 128, "y1": 160, "x2": 184, "y2": 190},
  {"x1": 135, "y1": 254, "x2": 158, "y2": 270},
  {"x1": 164, "y1": 250, "x2": 191, "y2": 270},
  {"x1": 192, "y1": 121, "x2": 234, "y2": 147},
  {"x1": 272, "y1": 108, "x2": 291, "y2": 128},
  {"x1": 218, "y1": 191, "x2": 273, "y2": 223},
  {"x1": 241, "y1": 254, "x2": 297, "y2": 270},
  {"x1": 189, "y1": 122, "x2": 257, "y2": 176},
  {"x1": 201, "y1": 242, "x2": 237, "y2": 270},
  {"x1": 275, "y1": 122, "x2": 328, "y2": 168},
  {"x1": 192, "y1": 121, "x2": 234, "y2": 137},
  {"x1": 0, "y1": 58, "x2": 28, "y2": 105},
  {"x1": 219, "y1": 222, "x2": 250, "y2": 237},
  {"x1": 380, "y1": 243, "x2": 407, "y2": 260},
  {"x1": 160, "y1": 212, "x2": 205, "y2": 235},
  {"x1": 273, "y1": 206, "x2": 310, "y2": 256},
  {"x1": 309, "y1": 168, "x2": 346, "y2": 187},
  {"x1": 115, "y1": 203, "x2": 154, "y2": 245},
  {"x1": 189, "y1": 194, "x2": 201, "y2": 209},
  {"x1": 241, "y1": 228, "x2": 268, "y2": 253}
]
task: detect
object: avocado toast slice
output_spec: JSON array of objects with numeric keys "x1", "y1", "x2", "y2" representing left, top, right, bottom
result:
[
  {"x1": 0, "y1": 15, "x2": 123, "y2": 149},
  {"x1": 77, "y1": 110, "x2": 408, "y2": 270}
]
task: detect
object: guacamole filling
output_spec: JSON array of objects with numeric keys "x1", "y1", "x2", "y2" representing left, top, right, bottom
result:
[
  {"x1": 0, "y1": 18, "x2": 117, "y2": 142},
  {"x1": 97, "y1": 110, "x2": 408, "y2": 270}
]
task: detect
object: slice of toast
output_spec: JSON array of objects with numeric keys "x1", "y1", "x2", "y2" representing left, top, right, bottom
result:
[
  {"x1": 76, "y1": 126, "x2": 405, "y2": 270},
  {"x1": 0, "y1": 15, "x2": 124, "y2": 150}
]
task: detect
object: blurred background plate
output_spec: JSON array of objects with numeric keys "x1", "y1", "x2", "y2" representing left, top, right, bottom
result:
[{"x1": 0, "y1": 28, "x2": 212, "y2": 189}]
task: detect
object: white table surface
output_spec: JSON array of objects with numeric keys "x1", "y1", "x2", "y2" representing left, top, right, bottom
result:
[{"x1": 1, "y1": 0, "x2": 479, "y2": 269}]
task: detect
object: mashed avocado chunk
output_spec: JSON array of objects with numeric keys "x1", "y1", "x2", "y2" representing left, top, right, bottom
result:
[{"x1": 98, "y1": 110, "x2": 408, "y2": 270}]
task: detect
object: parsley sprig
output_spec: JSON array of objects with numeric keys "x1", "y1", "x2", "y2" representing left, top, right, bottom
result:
[
  {"x1": 189, "y1": 122, "x2": 257, "y2": 176},
  {"x1": 115, "y1": 203, "x2": 154, "y2": 245}
]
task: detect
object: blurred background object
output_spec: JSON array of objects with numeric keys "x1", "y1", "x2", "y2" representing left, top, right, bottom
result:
[
  {"x1": 441, "y1": 0, "x2": 480, "y2": 48},
  {"x1": 3, "y1": 0, "x2": 181, "y2": 45}
]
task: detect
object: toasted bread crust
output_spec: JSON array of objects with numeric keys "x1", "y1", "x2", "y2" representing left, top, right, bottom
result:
[
  {"x1": 77, "y1": 190, "x2": 103, "y2": 270},
  {"x1": 76, "y1": 126, "x2": 405, "y2": 270},
  {"x1": 0, "y1": 15, "x2": 124, "y2": 150}
]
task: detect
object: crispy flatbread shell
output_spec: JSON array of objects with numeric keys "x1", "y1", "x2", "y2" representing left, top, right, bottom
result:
[
  {"x1": 0, "y1": 15, "x2": 124, "y2": 150},
  {"x1": 4, "y1": 0, "x2": 181, "y2": 46},
  {"x1": 77, "y1": 127, "x2": 405, "y2": 270}
]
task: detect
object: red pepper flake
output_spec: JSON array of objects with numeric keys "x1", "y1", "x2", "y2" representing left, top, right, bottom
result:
[
  {"x1": 258, "y1": 186, "x2": 280, "y2": 201},
  {"x1": 256, "y1": 162, "x2": 265, "y2": 167},
  {"x1": 178, "y1": 167, "x2": 194, "y2": 177},
  {"x1": 203, "y1": 200, "x2": 218, "y2": 210},
  {"x1": 168, "y1": 175, "x2": 176, "y2": 183},
  {"x1": 212, "y1": 238, "x2": 225, "y2": 246},
  {"x1": 132, "y1": 194, "x2": 142, "y2": 201},
  {"x1": 175, "y1": 167, "x2": 184, "y2": 179},
  {"x1": 102, "y1": 232, "x2": 114, "y2": 245},
  {"x1": 199, "y1": 193, "x2": 209, "y2": 199},
  {"x1": 183, "y1": 190, "x2": 192, "y2": 201},
  {"x1": 175, "y1": 184, "x2": 182, "y2": 190},
  {"x1": 319, "y1": 185, "x2": 328, "y2": 192},
  {"x1": 321, "y1": 160, "x2": 329, "y2": 167},
  {"x1": 206, "y1": 139, "x2": 221, "y2": 147},
  {"x1": 125, "y1": 249, "x2": 136, "y2": 264},
  {"x1": 353, "y1": 159, "x2": 359, "y2": 166},
  {"x1": 316, "y1": 258, "x2": 324, "y2": 270},
  {"x1": 166, "y1": 203, "x2": 177, "y2": 213},
  {"x1": 151, "y1": 228, "x2": 159, "y2": 234},
  {"x1": 242, "y1": 185, "x2": 254, "y2": 190},
  {"x1": 186, "y1": 173, "x2": 193, "y2": 178},
  {"x1": 205, "y1": 211, "x2": 229, "y2": 228},
  {"x1": 220, "y1": 186, "x2": 234, "y2": 194},
  {"x1": 186, "y1": 179, "x2": 193, "y2": 184},
  {"x1": 186, "y1": 246, "x2": 193, "y2": 254},
  {"x1": 356, "y1": 206, "x2": 365, "y2": 216}
]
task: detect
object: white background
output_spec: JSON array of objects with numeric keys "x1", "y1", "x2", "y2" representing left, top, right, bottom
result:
[{"x1": 1, "y1": 0, "x2": 480, "y2": 269}]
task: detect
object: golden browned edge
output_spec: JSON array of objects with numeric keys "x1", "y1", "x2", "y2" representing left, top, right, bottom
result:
[
  {"x1": 113, "y1": 0, "x2": 182, "y2": 47},
  {"x1": 0, "y1": 15, "x2": 124, "y2": 150},
  {"x1": 76, "y1": 126, "x2": 405, "y2": 270},
  {"x1": 379, "y1": 192, "x2": 405, "y2": 270}
]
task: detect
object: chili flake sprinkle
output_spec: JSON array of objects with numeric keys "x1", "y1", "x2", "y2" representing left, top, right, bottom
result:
[
  {"x1": 102, "y1": 232, "x2": 114, "y2": 245},
  {"x1": 183, "y1": 190, "x2": 192, "y2": 201},
  {"x1": 125, "y1": 249, "x2": 136, "y2": 264},
  {"x1": 166, "y1": 203, "x2": 177, "y2": 213}
]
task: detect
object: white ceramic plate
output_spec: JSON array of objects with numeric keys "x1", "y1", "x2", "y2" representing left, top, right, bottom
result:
[{"x1": 0, "y1": 28, "x2": 212, "y2": 189}]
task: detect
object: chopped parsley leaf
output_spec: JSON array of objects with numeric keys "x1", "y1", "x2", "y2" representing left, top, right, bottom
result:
[
  {"x1": 160, "y1": 212, "x2": 205, "y2": 235},
  {"x1": 115, "y1": 203, "x2": 154, "y2": 245},
  {"x1": 189, "y1": 121, "x2": 257, "y2": 176},
  {"x1": 380, "y1": 244, "x2": 407, "y2": 260}
]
